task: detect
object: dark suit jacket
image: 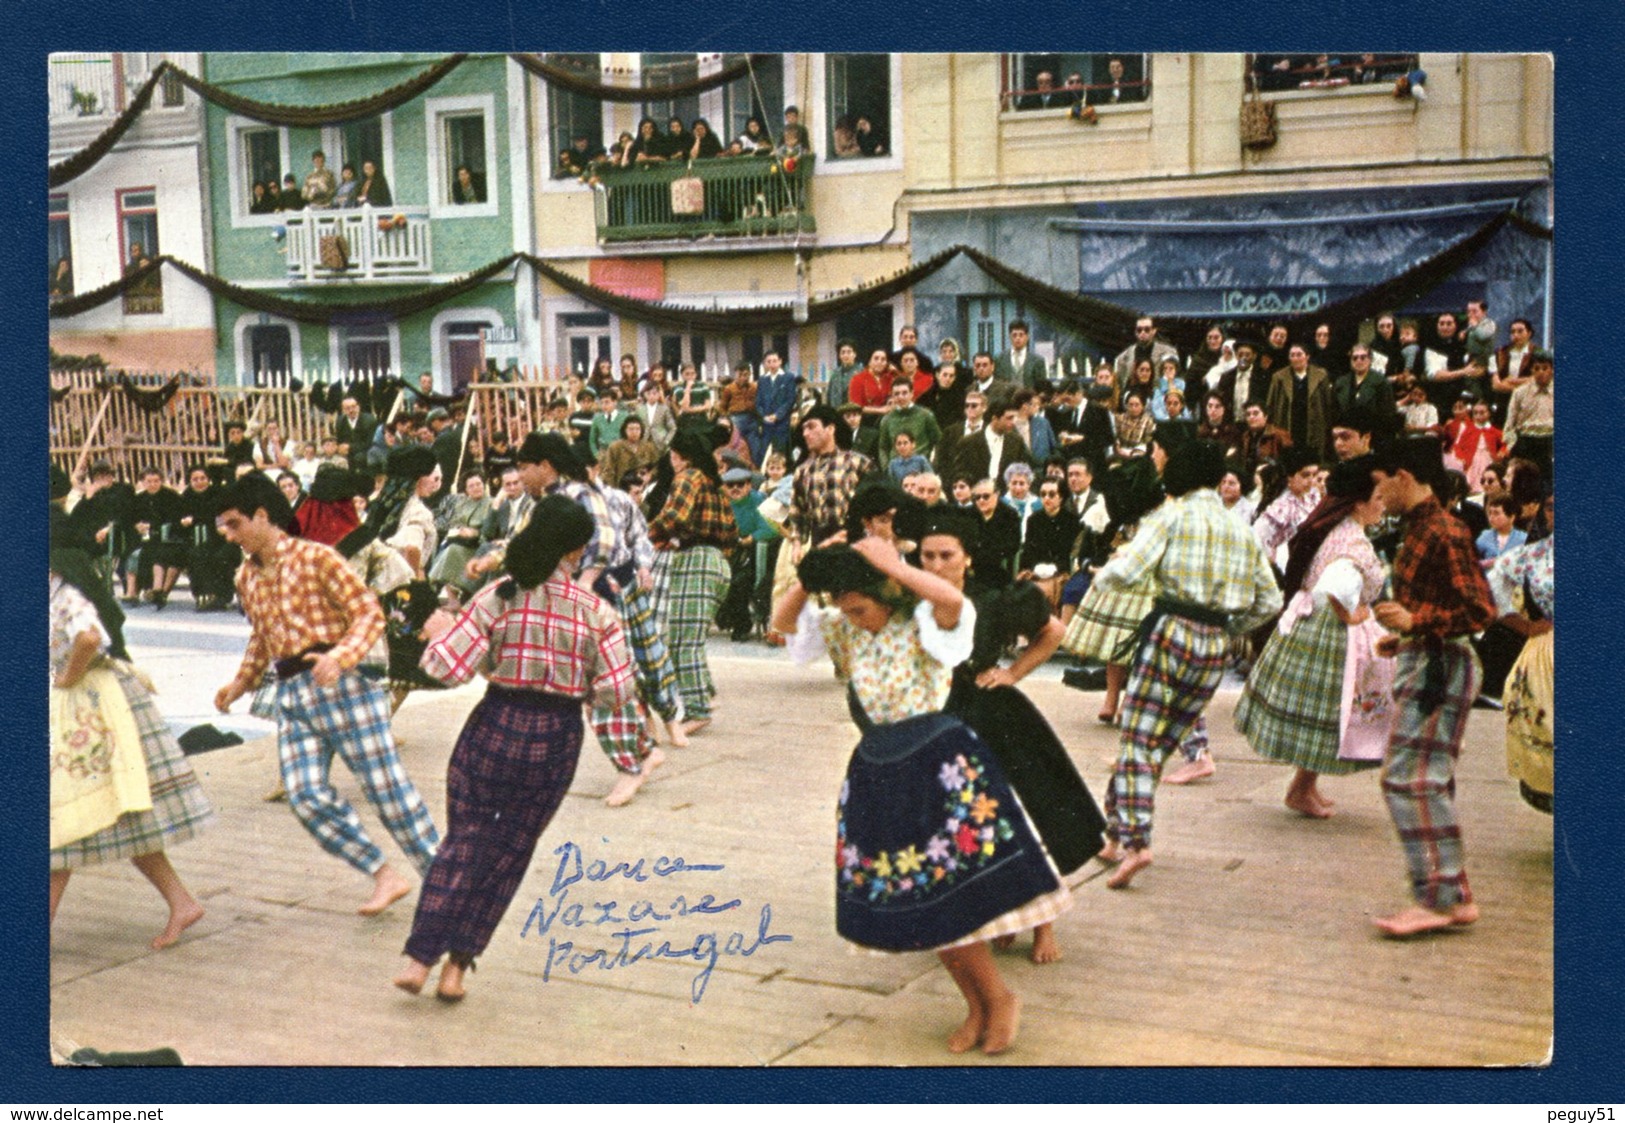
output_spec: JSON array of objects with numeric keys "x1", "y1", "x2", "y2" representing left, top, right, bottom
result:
[
  {"x1": 995, "y1": 350, "x2": 1048, "y2": 388},
  {"x1": 333, "y1": 412, "x2": 379, "y2": 472},
  {"x1": 1334, "y1": 371, "x2": 1395, "y2": 415},
  {"x1": 949, "y1": 426, "x2": 1033, "y2": 486}
]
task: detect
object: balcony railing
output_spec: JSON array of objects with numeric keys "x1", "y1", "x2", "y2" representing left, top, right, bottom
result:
[
  {"x1": 282, "y1": 206, "x2": 433, "y2": 282},
  {"x1": 593, "y1": 156, "x2": 816, "y2": 243}
]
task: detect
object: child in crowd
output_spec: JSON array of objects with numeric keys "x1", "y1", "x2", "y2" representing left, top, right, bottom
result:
[{"x1": 887, "y1": 432, "x2": 932, "y2": 483}]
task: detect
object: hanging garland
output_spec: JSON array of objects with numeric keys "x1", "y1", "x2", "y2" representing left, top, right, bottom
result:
[
  {"x1": 48, "y1": 255, "x2": 166, "y2": 320},
  {"x1": 510, "y1": 53, "x2": 765, "y2": 104},
  {"x1": 50, "y1": 383, "x2": 73, "y2": 404},
  {"x1": 164, "y1": 54, "x2": 468, "y2": 127},
  {"x1": 116, "y1": 372, "x2": 184, "y2": 413},
  {"x1": 48, "y1": 66, "x2": 165, "y2": 188}
]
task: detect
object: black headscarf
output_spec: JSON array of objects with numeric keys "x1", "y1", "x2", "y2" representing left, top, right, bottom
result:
[{"x1": 669, "y1": 429, "x2": 721, "y2": 485}]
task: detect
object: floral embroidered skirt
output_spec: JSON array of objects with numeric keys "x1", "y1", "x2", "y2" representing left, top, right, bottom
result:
[
  {"x1": 1235, "y1": 603, "x2": 1383, "y2": 776},
  {"x1": 835, "y1": 712, "x2": 1070, "y2": 953},
  {"x1": 1504, "y1": 629, "x2": 1553, "y2": 798}
]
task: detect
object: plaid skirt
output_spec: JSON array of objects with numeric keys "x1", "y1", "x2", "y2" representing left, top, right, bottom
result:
[
  {"x1": 51, "y1": 663, "x2": 216, "y2": 870},
  {"x1": 1235, "y1": 602, "x2": 1379, "y2": 776},
  {"x1": 836, "y1": 713, "x2": 1069, "y2": 953},
  {"x1": 1504, "y1": 629, "x2": 1553, "y2": 796},
  {"x1": 1061, "y1": 574, "x2": 1155, "y2": 665}
]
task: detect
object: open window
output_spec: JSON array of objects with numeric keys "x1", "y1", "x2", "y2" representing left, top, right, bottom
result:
[
  {"x1": 426, "y1": 94, "x2": 498, "y2": 216},
  {"x1": 824, "y1": 53, "x2": 892, "y2": 161},
  {"x1": 117, "y1": 187, "x2": 162, "y2": 315},
  {"x1": 49, "y1": 195, "x2": 73, "y2": 299},
  {"x1": 545, "y1": 53, "x2": 605, "y2": 180},
  {"x1": 1003, "y1": 53, "x2": 1151, "y2": 110}
]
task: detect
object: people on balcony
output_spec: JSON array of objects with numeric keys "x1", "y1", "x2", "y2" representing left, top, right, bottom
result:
[
  {"x1": 302, "y1": 149, "x2": 337, "y2": 209},
  {"x1": 1087, "y1": 57, "x2": 1145, "y2": 105},
  {"x1": 687, "y1": 118, "x2": 724, "y2": 161},
  {"x1": 452, "y1": 164, "x2": 486, "y2": 205},
  {"x1": 630, "y1": 118, "x2": 665, "y2": 164},
  {"x1": 607, "y1": 131, "x2": 636, "y2": 168},
  {"x1": 249, "y1": 181, "x2": 278, "y2": 215},
  {"x1": 777, "y1": 124, "x2": 812, "y2": 161},
  {"x1": 662, "y1": 116, "x2": 691, "y2": 160},
  {"x1": 277, "y1": 173, "x2": 305, "y2": 212},
  {"x1": 558, "y1": 133, "x2": 608, "y2": 178},
  {"x1": 738, "y1": 116, "x2": 774, "y2": 155},
  {"x1": 332, "y1": 163, "x2": 360, "y2": 209},
  {"x1": 355, "y1": 158, "x2": 392, "y2": 207}
]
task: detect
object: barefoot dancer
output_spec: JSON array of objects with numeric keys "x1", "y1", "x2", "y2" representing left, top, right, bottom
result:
[
  {"x1": 916, "y1": 506, "x2": 1106, "y2": 966},
  {"x1": 1093, "y1": 440, "x2": 1280, "y2": 888},
  {"x1": 213, "y1": 475, "x2": 440, "y2": 916},
  {"x1": 50, "y1": 568, "x2": 214, "y2": 950},
  {"x1": 773, "y1": 537, "x2": 1070, "y2": 1055},
  {"x1": 1236, "y1": 457, "x2": 1392, "y2": 817},
  {"x1": 394, "y1": 497, "x2": 637, "y2": 1001},
  {"x1": 1367, "y1": 440, "x2": 1497, "y2": 937}
]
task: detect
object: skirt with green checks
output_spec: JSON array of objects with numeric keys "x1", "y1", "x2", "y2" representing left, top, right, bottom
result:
[
  {"x1": 1235, "y1": 603, "x2": 1378, "y2": 776},
  {"x1": 52, "y1": 663, "x2": 216, "y2": 870},
  {"x1": 1061, "y1": 574, "x2": 1155, "y2": 666}
]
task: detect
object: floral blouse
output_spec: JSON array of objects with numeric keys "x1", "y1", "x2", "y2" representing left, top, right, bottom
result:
[
  {"x1": 818, "y1": 600, "x2": 976, "y2": 725},
  {"x1": 50, "y1": 578, "x2": 108, "y2": 680},
  {"x1": 1489, "y1": 535, "x2": 1554, "y2": 622},
  {"x1": 1304, "y1": 517, "x2": 1387, "y2": 605}
]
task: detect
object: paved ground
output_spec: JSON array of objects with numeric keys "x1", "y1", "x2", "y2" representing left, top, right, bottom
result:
[{"x1": 48, "y1": 601, "x2": 1553, "y2": 1068}]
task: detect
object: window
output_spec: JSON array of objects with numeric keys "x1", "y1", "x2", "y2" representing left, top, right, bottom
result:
[
  {"x1": 247, "y1": 325, "x2": 293, "y2": 382},
  {"x1": 1247, "y1": 53, "x2": 1417, "y2": 94},
  {"x1": 336, "y1": 322, "x2": 395, "y2": 376},
  {"x1": 721, "y1": 53, "x2": 783, "y2": 145},
  {"x1": 961, "y1": 296, "x2": 1029, "y2": 360},
  {"x1": 160, "y1": 66, "x2": 184, "y2": 108},
  {"x1": 1003, "y1": 53, "x2": 1151, "y2": 110},
  {"x1": 559, "y1": 311, "x2": 612, "y2": 375},
  {"x1": 49, "y1": 195, "x2": 72, "y2": 298},
  {"x1": 117, "y1": 187, "x2": 161, "y2": 315},
  {"x1": 427, "y1": 94, "x2": 498, "y2": 216},
  {"x1": 339, "y1": 116, "x2": 385, "y2": 183},
  {"x1": 545, "y1": 53, "x2": 604, "y2": 181},
  {"x1": 825, "y1": 54, "x2": 891, "y2": 160},
  {"x1": 641, "y1": 53, "x2": 702, "y2": 134},
  {"x1": 242, "y1": 127, "x2": 284, "y2": 214},
  {"x1": 741, "y1": 333, "x2": 790, "y2": 371}
]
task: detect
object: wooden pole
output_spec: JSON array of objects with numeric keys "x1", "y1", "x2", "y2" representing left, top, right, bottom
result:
[{"x1": 72, "y1": 390, "x2": 115, "y2": 482}]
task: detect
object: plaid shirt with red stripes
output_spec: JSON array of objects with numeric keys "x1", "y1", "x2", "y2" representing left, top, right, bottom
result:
[
  {"x1": 421, "y1": 573, "x2": 636, "y2": 709},
  {"x1": 231, "y1": 534, "x2": 384, "y2": 693},
  {"x1": 1391, "y1": 496, "x2": 1497, "y2": 638}
]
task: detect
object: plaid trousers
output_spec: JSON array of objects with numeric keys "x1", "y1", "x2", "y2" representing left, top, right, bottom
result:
[
  {"x1": 665, "y1": 546, "x2": 731, "y2": 720},
  {"x1": 1105, "y1": 616, "x2": 1228, "y2": 851},
  {"x1": 589, "y1": 699, "x2": 652, "y2": 775},
  {"x1": 405, "y1": 689, "x2": 582, "y2": 967},
  {"x1": 1382, "y1": 639, "x2": 1479, "y2": 909},
  {"x1": 275, "y1": 669, "x2": 440, "y2": 876},
  {"x1": 615, "y1": 581, "x2": 681, "y2": 723}
]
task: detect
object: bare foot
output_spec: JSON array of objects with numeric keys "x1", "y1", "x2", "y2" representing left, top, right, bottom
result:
[
  {"x1": 946, "y1": 1008, "x2": 986, "y2": 1054},
  {"x1": 359, "y1": 865, "x2": 413, "y2": 916},
  {"x1": 1162, "y1": 756, "x2": 1216, "y2": 785},
  {"x1": 678, "y1": 718, "x2": 711, "y2": 737},
  {"x1": 1284, "y1": 791, "x2": 1333, "y2": 819},
  {"x1": 151, "y1": 900, "x2": 205, "y2": 950},
  {"x1": 1372, "y1": 905, "x2": 1463, "y2": 937},
  {"x1": 393, "y1": 958, "x2": 430, "y2": 995},
  {"x1": 1029, "y1": 925, "x2": 1062, "y2": 965},
  {"x1": 436, "y1": 960, "x2": 467, "y2": 1002},
  {"x1": 991, "y1": 934, "x2": 1016, "y2": 952},
  {"x1": 1106, "y1": 848, "x2": 1153, "y2": 889},
  {"x1": 605, "y1": 770, "x2": 648, "y2": 808},
  {"x1": 666, "y1": 717, "x2": 690, "y2": 748},
  {"x1": 1096, "y1": 709, "x2": 1117, "y2": 725},
  {"x1": 1096, "y1": 840, "x2": 1125, "y2": 865},
  {"x1": 1450, "y1": 901, "x2": 1480, "y2": 927},
  {"x1": 982, "y1": 992, "x2": 1022, "y2": 1055},
  {"x1": 264, "y1": 784, "x2": 287, "y2": 803}
]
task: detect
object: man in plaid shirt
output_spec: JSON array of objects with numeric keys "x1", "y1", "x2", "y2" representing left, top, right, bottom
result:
[
  {"x1": 1093, "y1": 439, "x2": 1282, "y2": 888},
  {"x1": 214, "y1": 475, "x2": 440, "y2": 916},
  {"x1": 1369, "y1": 438, "x2": 1497, "y2": 937},
  {"x1": 788, "y1": 404, "x2": 873, "y2": 550}
]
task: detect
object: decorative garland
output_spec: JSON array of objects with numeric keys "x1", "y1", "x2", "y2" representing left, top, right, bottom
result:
[
  {"x1": 48, "y1": 214, "x2": 1531, "y2": 357},
  {"x1": 116, "y1": 372, "x2": 184, "y2": 413},
  {"x1": 510, "y1": 53, "x2": 764, "y2": 104},
  {"x1": 164, "y1": 54, "x2": 468, "y2": 127},
  {"x1": 48, "y1": 67, "x2": 164, "y2": 188}
]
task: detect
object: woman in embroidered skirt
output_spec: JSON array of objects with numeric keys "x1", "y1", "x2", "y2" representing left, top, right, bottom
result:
[
  {"x1": 647, "y1": 430, "x2": 738, "y2": 737},
  {"x1": 1490, "y1": 493, "x2": 1554, "y2": 813},
  {"x1": 50, "y1": 569, "x2": 215, "y2": 950},
  {"x1": 772, "y1": 535, "x2": 1070, "y2": 1055},
  {"x1": 393, "y1": 496, "x2": 637, "y2": 1001},
  {"x1": 917, "y1": 506, "x2": 1105, "y2": 966},
  {"x1": 1235, "y1": 456, "x2": 1392, "y2": 818}
]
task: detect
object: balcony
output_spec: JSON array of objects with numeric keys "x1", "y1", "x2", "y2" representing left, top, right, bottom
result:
[
  {"x1": 592, "y1": 156, "x2": 816, "y2": 244},
  {"x1": 49, "y1": 53, "x2": 122, "y2": 120},
  {"x1": 282, "y1": 206, "x2": 433, "y2": 282}
]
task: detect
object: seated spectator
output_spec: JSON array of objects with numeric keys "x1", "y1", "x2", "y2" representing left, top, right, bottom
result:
[
  {"x1": 630, "y1": 118, "x2": 666, "y2": 163},
  {"x1": 1002, "y1": 462, "x2": 1041, "y2": 522},
  {"x1": 854, "y1": 115, "x2": 886, "y2": 156},
  {"x1": 332, "y1": 163, "x2": 360, "y2": 208},
  {"x1": 289, "y1": 441, "x2": 323, "y2": 491},
  {"x1": 1160, "y1": 387, "x2": 1191, "y2": 425},
  {"x1": 688, "y1": 119, "x2": 723, "y2": 160},
  {"x1": 452, "y1": 164, "x2": 486, "y2": 204},
  {"x1": 1013, "y1": 387, "x2": 1057, "y2": 463},
  {"x1": 1475, "y1": 491, "x2": 1527, "y2": 571},
  {"x1": 1197, "y1": 391, "x2": 1241, "y2": 452},
  {"x1": 1218, "y1": 462, "x2": 1255, "y2": 526},
  {"x1": 599, "y1": 415, "x2": 661, "y2": 492},
  {"x1": 588, "y1": 387, "x2": 634, "y2": 460},
  {"x1": 1020, "y1": 476, "x2": 1080, "y2": 612},
  {"x1": 222, "y1": 420, "x2": 256, "y2": 472},
  {"x1": 837, "y1": 401, "x2": 878, "y2": 460},
  {"x1": 950, "y1": 476, "x2": 974, "y2": 508},
  {"x1": 887, "y1": 431, "x2": 931, "y2": 483},
  {"x1": 968, "y1": 478, "x2": 1021, "y2": 588},
  {"x1": 738, "y1": 116, "x2": 774, "y2": 155},
  {"x1": 1238, "y1": 401, "x2": 1292, "y2": 480},
  {"x1": 1113, "y1": 390, "x2": 1155, "y2": 459},
  {"x1": 355, "y1": 158, "x2": 392, "y2": 207},
  {"x1": 1451, "y1": 399, "x2": 1507, "y2": 485},
  {"x1": 252, "y1": 419, "x2": 293, "y2": 474}
]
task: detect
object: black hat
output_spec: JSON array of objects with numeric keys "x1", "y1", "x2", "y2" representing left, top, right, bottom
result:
[
  {"x1": 1162, "y1": 438, "x2": 1228, "y2": 497},
  {"x1": 516, "y1": 431, "x2": 579, "y2": 473},
  {"x1": 385, "y1": 443, "x2": 438, "y2": 480},
  {"x1": 801, "y1": 403, "x2": 842, "y2": 430},
  {"x1": 308, "y1": 462, "x2": 365, "y2": 503}
]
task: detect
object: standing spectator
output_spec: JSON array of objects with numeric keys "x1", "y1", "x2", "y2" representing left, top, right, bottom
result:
[
  {"x1": 1088, "y1": 57, "x2": 1145, "y2": 104},
  {"x1": 1185, "y1": 326, "x2": 1228, "y2": 388},
  {"x1": 1369, "y1": 312, "x2": 1405, "y2": 375},
  {"x1": 1265, "y1": 343, "x2": 1337, "y2": 458},
  {"x1": 1215, "y1": 337, "x2": 1267, "y2": 422},
  {"x1": 876, "y1": 378, "x2": 942, "y2": 469},
  {"x1": 1451, "y1": 400, "x2": 1507, "y2": 486},
  {"x1": 587, "y1": 388, "x2": 632, "y2": 461},
  {"x1": 716, "y1": 363, "x2": 761, "y2": 460},
  {"x1": 672, "y1": 362, "x2": 715, "y2": 433},
  {"x1": 1113, "y1": 315, "x2": 1179, "y2": 392},
  {"x1": 636, "y1": 382, "x2": 678, "y2": 452},
  {"x1": 355, "y1": 159, "x2": 391, "y2": 207},
  {"x1": 1475, "y1": 492, "x2": 1527, "y2": 570},
  {"x1": 995, "y1": 320, "x2": 1047, "y2": 387},
  {"x1": 1489, "y1": 318, "x2": 1536, "y2": 427},
  {"x1": 921, "y1": 360, "x2": 968, "y2": 432},
  {"x1": 936, "y1": 390, "x2": 989, "y2": 480},
  {"x1": 1260, "y1": 323, "x2": 1292, "y2": 375},
  {"x1": 1462, "y1": 299, "x2": 1498, "y2": 403},
  {"x1": 598, "y1": 416, "x2": 661, "y2": 493},
  {"x1": 1013, "y1": 387, "x2": 1057, "y2": 462},
  {"x1": 787, "y1": 404, "x2": 874, "y2": 551},
  {"x1": 950, "y1": 395, "x2": 1032, "y2": 489},
  {"x1": 825, "y1": 340, "x2": 862, "y2": 410},
  {"x1": 1504, "y1": 350, "x2": 1553, "y2": 476},
  {"x1": 332, "y1": 396, "x2": 379, "y2": 475},
  {"x1": 755, "y1": 351, "x2": 800, "y2": 461},
  {"x1": 1335, "y1": 343, "x2": 1394, "y2": 416},
  {"x1": 1399, "y1": 381, "x2": 1440, "y2": 434},
  {"x1": 1422, "y1": 311, "x2": 1474, "y2": 412},
  {"x1": 302, "y1": 150, "x2": 337, "y2": 208}
]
